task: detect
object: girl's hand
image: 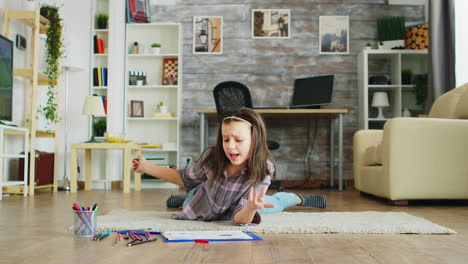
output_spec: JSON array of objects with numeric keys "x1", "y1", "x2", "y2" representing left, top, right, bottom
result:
[
  {"x1": 132, "y1": 155, "x2": 147, "y2": 173},
  {"x1": 246, "y1": 186, "x2": 275, "y2": 210}
]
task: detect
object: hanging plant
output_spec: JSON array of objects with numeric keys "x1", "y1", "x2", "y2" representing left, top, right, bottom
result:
[{"x1": 38, "y1": 4, "x2": 63, "y2": 124}]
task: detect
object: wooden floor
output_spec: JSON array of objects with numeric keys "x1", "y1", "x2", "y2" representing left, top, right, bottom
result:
[{"x1": 1, "y1": 188, "x2": 468, "y2": 264}]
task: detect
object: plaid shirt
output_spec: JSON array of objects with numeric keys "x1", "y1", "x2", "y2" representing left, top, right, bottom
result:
[{"x1": 174, "y1": 157, "x2": 272, "y2": 223}]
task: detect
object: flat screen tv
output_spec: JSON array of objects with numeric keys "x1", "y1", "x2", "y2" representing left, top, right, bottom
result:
[
  {"x1": 0, "y1": 34, "x2": 13, "y2": 122},
  {"x1": 291, "y1": 75, "x2": 334, "y2": 109}
]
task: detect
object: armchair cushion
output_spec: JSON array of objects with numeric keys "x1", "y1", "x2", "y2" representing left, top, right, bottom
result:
[
  {"x1": 363, "y1": 143, "x2": 383, "y2": 166},
  {"x1": 454, "y1": 83, "x2": 468, "y2": 119},
  {"x1": 428, "y1": 83, "x2": 468, "y2": 118}
]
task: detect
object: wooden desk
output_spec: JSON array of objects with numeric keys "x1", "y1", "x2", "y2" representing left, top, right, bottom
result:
[
  {"x1": 70, "y1": 143, "x2": 141, "y2": 193},
  {"x1": 196, "y1": 109, "x2": 349, "y2": 191}
]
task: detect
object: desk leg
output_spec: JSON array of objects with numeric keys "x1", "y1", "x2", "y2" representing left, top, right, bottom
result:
[
  {"x1": 85, "y1": 149, "x2": 92, "y2": 191},
  {"x1": 200, "y1": 113, "x2": 205, "y2": 153},
  {"x1": 305, "y1": 117, "x2": 312, "y2": 181},
  {"x1": 134, "y1": 149, "x2": 141, "y2": 191},
  {"x1": 338, "y1": 113, "x2": 343, "y2": 191},
  {"x1": 123, "y1": 148, "x2": 131, "y2": 193},
  {"x1": 70, "y1": 147, "x2": 77, "y2": 193},
  {"x1": 330, "y1": 118, "x2": 335, "y2": 188}
]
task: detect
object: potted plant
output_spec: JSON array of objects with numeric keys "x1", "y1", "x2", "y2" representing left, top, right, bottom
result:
[
  {"x1": 401, "y1": 69, "x2": 413, "y2": 85},
  {"x1": 93, "y1": 119, "x2": 106, "y2": 137},
  {"x1": 39, "y1": 4, "x2": 63, "y2": 124},
  {"x1": 377, "y1": 16, "x2": 405, "y2": 49},
  {"x1": 413, "y1": 74, "x2": 428, "y2": 112},
  {"x1": 156, "y1": 101, "x2": 168, "y2": 113},
  {"x1": 165, "y1": 72, "x2": 175, "y2": 85},
  {"x1": 136, "y1": 75, "x2": 144, "y2": 86},
  {"x1": 364, "y1": 43, "x2": 372, "y2": 50},
  {"x1": 151, "y1": 43, "x2": 161, "y2": 55},
  {"x1": 96, "y1": 13, "x2": 108, "y2": 29}
]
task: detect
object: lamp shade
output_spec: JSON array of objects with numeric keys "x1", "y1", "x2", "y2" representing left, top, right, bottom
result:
[
  {"x1": 82, "y1": 96, "x2": 105, "y2": 116},
  {"x1": 372, "y1": 92, "x2": 390, "y2": 107}
]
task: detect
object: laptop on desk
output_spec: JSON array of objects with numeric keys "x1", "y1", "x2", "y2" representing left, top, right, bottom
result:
[
  {"x1": 254, "y1": 75, "x2": 334, "y2": 110},
  {"x1": 290, "y1": 75, "x2": 334, "y2": 109}
]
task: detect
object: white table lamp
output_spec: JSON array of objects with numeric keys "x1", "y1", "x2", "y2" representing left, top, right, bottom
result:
[
  {"x1": 82, "y1": 96, "x2": 106, "y2": 143},
  {"x1": 372, "y1": 92, "x2": 390, "y2": 119}
]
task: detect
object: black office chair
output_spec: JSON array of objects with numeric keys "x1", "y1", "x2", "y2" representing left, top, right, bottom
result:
[{"x1": 213, "y1": 81, "x2": 280, "y2": 150}]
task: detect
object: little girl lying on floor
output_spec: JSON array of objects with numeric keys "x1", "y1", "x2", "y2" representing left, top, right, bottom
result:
[{"x1": 132, "y1": 108, "x2": 326, "y2": 224}]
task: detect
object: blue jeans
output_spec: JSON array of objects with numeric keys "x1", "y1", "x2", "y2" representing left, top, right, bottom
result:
[
  {"x1": 183, "y1": 184, "x2": 298, "y2": 215},
  {"x1": 257, "y1": 192, "x2": 299, "y2": 215}
]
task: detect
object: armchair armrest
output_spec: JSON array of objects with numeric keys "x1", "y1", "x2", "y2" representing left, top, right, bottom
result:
[
  {"x1": 383, "y1": 117, "x2": 468, "y2": 199},
  {"x1": 353, "y1": 130, "x2": 383, "y2": 189}
]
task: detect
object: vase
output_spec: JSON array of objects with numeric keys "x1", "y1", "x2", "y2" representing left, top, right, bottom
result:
[
  {"x1": 151, "y1": 47, "x2": 160, "y2": 55},
  {"x1": 160, "y1": 106, "x2": 168, "y2": 114},
  {"x1": 166, "y1": 78, "x2": 174, "y2": 85}
]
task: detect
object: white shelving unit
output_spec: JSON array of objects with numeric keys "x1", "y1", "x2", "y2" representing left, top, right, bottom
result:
[
  {"x1": 0, "y1": 125, "x2": 28, "y2": 200},
  {"x1": 124, "y1": 23, "x2": 182, "y2": 189},
  {"x1": 357, "y1": 49, "x2": 428, "y2": 129},
  {"x1": 89, "y1": 0, "x2": 109, "y2": 136}
]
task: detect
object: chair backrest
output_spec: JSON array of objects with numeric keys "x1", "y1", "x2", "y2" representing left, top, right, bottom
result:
[{"x1": 213, "y1": 81, "x2": 252, "y2": 113}]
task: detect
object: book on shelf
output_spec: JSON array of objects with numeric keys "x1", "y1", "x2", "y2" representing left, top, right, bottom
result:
[
  {"x1": 140, "y1": 144, "x2": 162, "y2": 148},
  {"x1": 93, "y1": 67, "x2": 108, "y2": 87},
  {"x1": 93, "y1": 35, "x2": 105, "y2": 54},
  {"x1": 152, "y1": 112, "x2": 173, "y2": 118}
]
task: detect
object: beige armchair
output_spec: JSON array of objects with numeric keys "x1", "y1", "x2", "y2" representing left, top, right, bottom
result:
[{"x1": 354, "y1": 83, "x2": 468, "y2": 203}]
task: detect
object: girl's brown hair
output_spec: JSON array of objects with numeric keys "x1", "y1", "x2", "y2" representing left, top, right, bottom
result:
[{"x1": 202, "y1": 107, "x2": 275, "y2": 186}]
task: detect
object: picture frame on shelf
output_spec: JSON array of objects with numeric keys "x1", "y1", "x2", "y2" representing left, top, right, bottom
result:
[
  {"x1": 251, "y1": 9, "x2": 290, "y2": 39},
  {"x1": 161, "y1": 58, "x2": 178, "y2": 85},
  {"x1": 130, "y1": 100, "x2": 144, "y2": 117},
  {"x1": 126, "y1": 0, "x2": 150, "y2": 23},
  {"x1": 319, "y1": 16, "x2": 349, "y2": 55},
  {"x1": 193, "y1": 16, "x2": 223, "y2": 54}
]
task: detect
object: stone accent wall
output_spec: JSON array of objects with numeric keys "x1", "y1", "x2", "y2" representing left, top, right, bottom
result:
[{"x1": 150, "y1": 1, "x2": 424, "y2": 182}]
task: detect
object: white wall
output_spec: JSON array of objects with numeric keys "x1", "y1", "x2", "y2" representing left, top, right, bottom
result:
[
  {"x1": 1, "y1": 0, "x2": 92, "y2": 182},
  {"x1": 455, "y1": 0, "x2": 468, "y2": 87}
]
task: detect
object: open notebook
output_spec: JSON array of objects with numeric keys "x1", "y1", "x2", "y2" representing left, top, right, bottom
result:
[{"x1": 161, "y1": 230, "x2": 262, "y2": 242}]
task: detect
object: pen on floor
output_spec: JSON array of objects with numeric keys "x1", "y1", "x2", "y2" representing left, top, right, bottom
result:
[
  {"x1": 127, "y1": 238, "x2": 157, "y2": 247},
  {"x1": 97, "y1": 232, "x2": 110, "y2": 241},
  {"x1": 132, "y1": 158, "x2": 163, "y2": 161}
]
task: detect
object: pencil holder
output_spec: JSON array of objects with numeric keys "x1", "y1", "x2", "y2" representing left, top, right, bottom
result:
[{"x1": 73, "y1": 211, "x2": 96, "y2": 237}]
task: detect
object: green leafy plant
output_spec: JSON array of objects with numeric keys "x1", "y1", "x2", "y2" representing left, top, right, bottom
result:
[
  {"x1": 377, "y1": 16, "x2": 405, "y2": 42},
  {"x1": 93, "y1": 119, "x2": 106, "y2": 137},
  {"x1": 156, "y1": 101, "x2": 164, "y2": 111},
  {"x1": 413, "y1": 74, "x2": 428, "y2": 110},
  {"x1": 96, "y1": 13, "x2": 108, "y2": 29},
  {"x1": 401, "y1": 69, "x2": 413, "y2": 85},
  {"x1": 39, "y1": 4, "x2": 63, "y2": 124},
  {"x1": 151, "y1": 43, "x2": 161, "y2": 48}
]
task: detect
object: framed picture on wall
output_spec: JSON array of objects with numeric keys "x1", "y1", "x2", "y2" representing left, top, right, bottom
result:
[
  {"x1": 126, "y1": 0, "x2": 150, "y2": 23},
  {"x1": 130, "y1": 100, "x2": 144, "y2": 117},
  {"x1": 251, "y1": 9, "x2": 290, "y2": 39},
  {"x1": 319, "y1": 16, "x2": 349, "y2": 54},
  {"x1": 193, "y1": 16, "x2": 223, "y2": 54}
]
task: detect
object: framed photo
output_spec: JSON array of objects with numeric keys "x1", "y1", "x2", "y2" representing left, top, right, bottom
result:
[
  {"x1": 193, "y1": 16, "x2": 223, "y2": 54},
  {"x1": 161, "y1": 58, "x2": 178, "y2": 85},
  {"x1": 130, "y1": 100, "x2": 144, "y2": 117},
  {"x1": 319, "y1": 16, "x2": 349, "y2": 54},
  {"x1": 251, "y1": 9, "x2": 290, "y2": 39},
  {"x1": 126, "y1": 0, "x2": 150, "y2": 23}
]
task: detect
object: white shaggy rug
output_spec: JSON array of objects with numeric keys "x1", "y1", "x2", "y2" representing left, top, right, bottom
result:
[{"x1": 95, "y1": 210, "x2": 455, "y2": 235}]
